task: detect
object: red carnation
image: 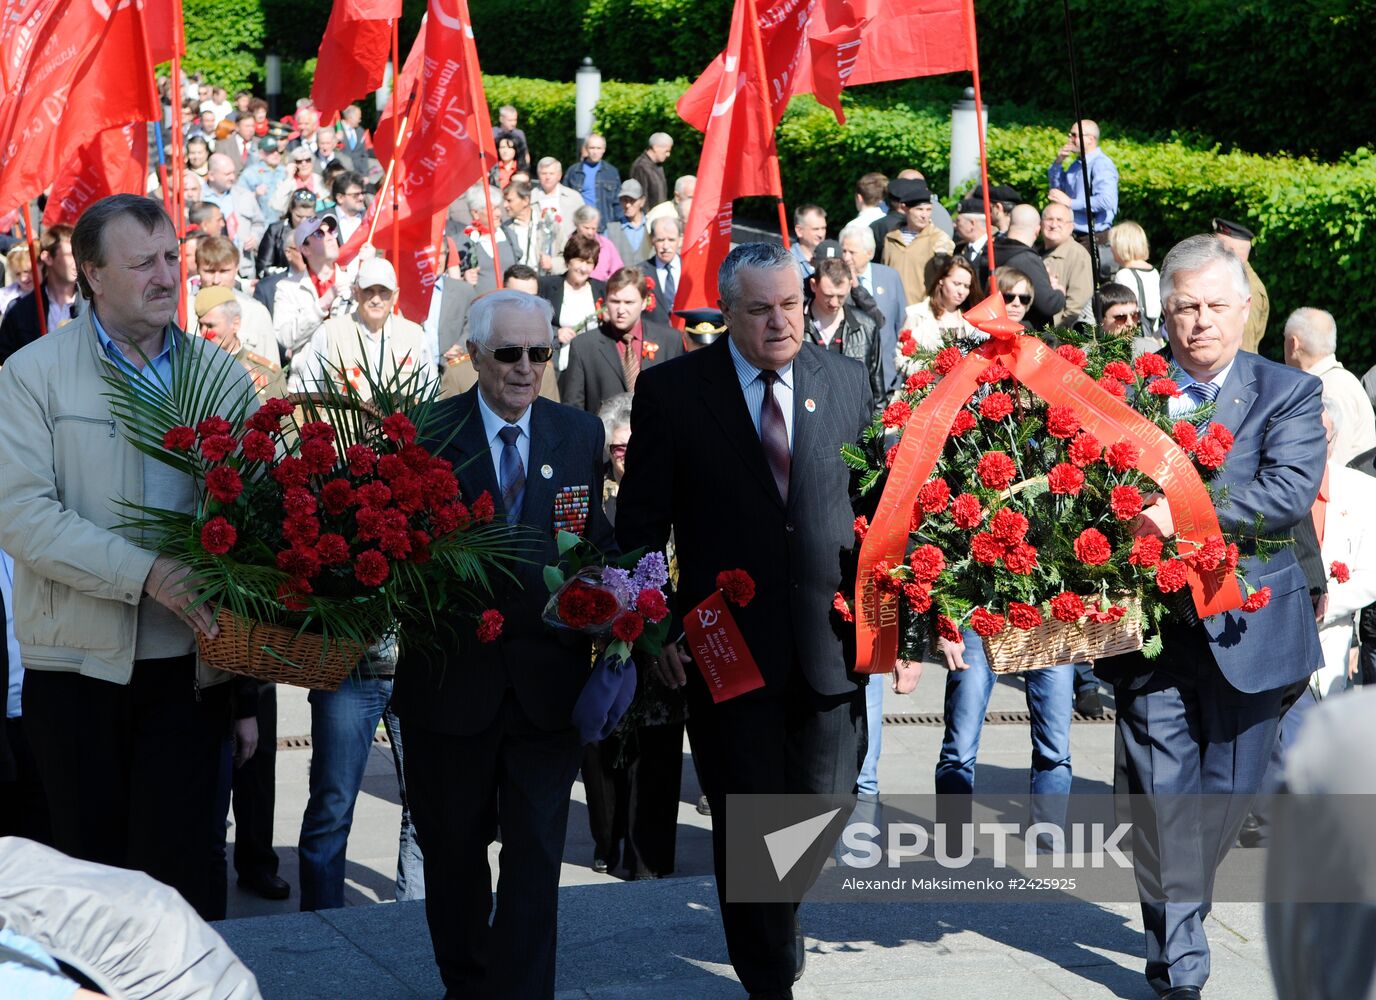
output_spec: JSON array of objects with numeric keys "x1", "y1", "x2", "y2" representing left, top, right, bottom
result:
[
  {"x1": 833, "y1": 592, "x2": 855, "y2": 622},
  {"x1": 900, "y1": 337, "x2": 919, "y2": 358},
  {"x1": 936, "y1": 614, "x2": 962, "y2": 642},
  {"x1": 908, "y1": 544, "x2": 946, "y2": 584},
  {"x1": 379, "y1": 530, "x2": 412, "y2": 559},
  {"x1": 200, "y1": 434, "x2": 236, "y2": 462},
  {"x1": 1188, "y1": 534, "x2": 1227, "y2": 572},
  {"x1": 346, "y1": 444, "x2": 378, "y2": 476},
  {"x1": 976, "y1": 451, "x2": 1017, "y2": 490},
  {"x1": 1134, "y1": 353, "x2": 1168, "y2": 378},
  {"x1": 933, "y1": 346, "x2": 962, "y2": 375},
  {"x1": 390, "y1": 475, "x2": 425, "y2": 513},
  {"x1": 1194, "y1": 437, "x2": 1227, "y2": 470},
  {"x1": 903, "y1": 583, "x2": 932, "y2": 613},
  {"x1": 1110, "y1": 485, "x2": 1144, "y2": 520},
  {"x1": 909, "y1": 501, "x2": 923, "y2": 533},
  {"x1": 472, "y1": 492, "x2": 495, "y2": 524},
  {"x1": 1067, "y1": 431, "x2": 1102, "y2": 467},
  {"x1": 717, "y1": 569, "x2": 756, "y2": 607},
  {"x1": 949, "y1": 409, "x2": 977, "y2": 438},
  {"x1": 1007, "y1": 602, "x2": 1043, "y2": 630},
  {"x1": 315, "y1": 533, "x2": 350, "y2": 564},
  {"x1": 637, "y1": 588, "x2": 669, "y2": 622},
  {"x1": 432, "y1": 502, "x2": 470, "y2": 535},
  {"x1": 196, "y1": 416, "x2": 231, "y2": 438},
  {"x1": 402, "y1": 444, "x2": 434, "y2": 471},
  {"x1": 260, "y1": 397, "x2": 295, "y2": 421},
  {"x1": 200, "y1": 516, "x2": 237, "y2": 555},
  {"x1": 277, "y1": 581, "x2": 311, "y2": 612},
  {"x1": 1105, "y1": 440, "x2": 1140, "y2": 473},
  {"x1": 423, "y1": 468, "x2": 460, "y2": 503},
  {"x1": 905, "y1": 370, "x2": 934, "y2": 393},
  {"x1": 1129, "y1": 535, "x2": 1164, "y2": 568},
  {"x1": 376, "y1": 453, "x2": 409, "y2": 481},
  {"x1": 612, "y1": 611, "x2": 645, "y2": 643},
  {"x1": 1155, "y1": 558, "x2": 1189, "y2": 593},
  {"x1": 283, "y1": 515, "x2": 321, "y2": 546},
  {"x1": 354, "y1": 549, "x2": 390, "y2": 587},
  {"x1": 976, "y1": 361, "x2": 1011, "y2": 385},
  {"x1": 1056, "y1": 344, "x2": 1087, "y2": 368},
  {"x1": 970, "y1": 532, "x2": 1005, "y2": 565},
  {"x1": 1225, "y1": 542, "x2": 1241, "y2": 571},
  {"x1": 247, "y1": 410, "x2": 282, "y2": 434},
  {"x1": 356, "y1": 481, "x2": 392, "y2": 509},
  {"x1": 300, "y1": 437, "x2": 337, "y2": 474},
  {"x1": 241, "y1": 429, "x2": 275, "y2": 463},
  {"x1": 885, "y1": 443, "x2": 899, "y2": 468},
  {"x1": 1002, "y1": 542, "x2": 1039, "y2": 575},
  {"x1": 558, "y1": 580, "x2": 619, "y2": 628},
  {"x1": 408, "y1": 530, "x2": 432, "y2": 565},
  {"x1": 919, "y1": 478, "x2": 951, "y2": 513},
  {"x1": 990, "y1": 507, "x2": 1029, "y2": 544},
  {"x1": 1331, "y1": 561, "x2": 1352, "y2": 584},
  {"x1": 476, "y1": 609, "x2": 504, "y2": 643},
  {"x1": 1073, "y1": 528, "x2": 1112, "y2": 565},
  {"x1": 1147, "y1": 377, "x2": 1182, "y2": 398},
  {"x1": 1207, "y1": 423, "x2": 1235, "y2": 450},
  {"x1": 882, "y1": 400, "x2": 912, "y2": 428},
  {"x1": 1097, "y1": 377, "x2": 1127, "y2": 399},
  {"x1": 382, "y1": 412, "x2": 417, "y2": 444},
  {"x1": 1241, "y1": 586, "x2": 1272, "y2": 612},
  {"x1": 853, "y1": 515, "x2": 870, "y2": 541},
  {"x1": 299, "y1": 421, "x2": 336, "y2": 443},
  {"x1": 1045, "y1": 405, "x2": 1081, "y2": 440},
  {"x1": 276, "y1": 545, "x2": 322, "y2": 579},
  {"x1": 1049, "y1": 592, "x2": 1086, "y2": 622},
  {"x1": 163, "y1": 426, "x2": 196, "y2": 451},
  {"x1": 321, "y1": 479, "x2": 355, "y2": 515},
  {"x1": 970, "y1": 606, "x2": 1006, "y2": 637},
  {"x1": 1085, "y1": 603, "x2": 1128, "y2": 624},
  {"x1": 1172, "y1": 421, "x2": 1199, "y2": 451},
  {"x1": 1102, "y1": 361, "x2": 1135, "y2": 383},
  {"x1": 951, "y1": 493, "x2": 984, "y2": 529},
  {"x1": 1047, "y1": 462, "x2": 1086, "y2": 496},
  {"x1": 978, "y1": 392, "x2": 1014, "y2": 422},
  {"x1": 282, "y1": 486, "x2": 317, "y2": 518},
  {"x1": 205, "y1": 466, "x2": 243, "y2": 504},
  {"x1": 271, "y1": 456, "x2": 310, "y2": 488}
]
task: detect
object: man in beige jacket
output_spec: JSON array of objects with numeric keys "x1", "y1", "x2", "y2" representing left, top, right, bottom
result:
[
  {"x1": 1040, "y1": 202, "x2": 1094, "y2": 327},
  {"x1": 0, "y1": 194, "x2": 254, "y2": 920}
]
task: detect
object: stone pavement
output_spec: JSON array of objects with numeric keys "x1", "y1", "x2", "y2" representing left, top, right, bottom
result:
[{"x1": 215, "y1": 663, "x2": 1280, "y2": 999}]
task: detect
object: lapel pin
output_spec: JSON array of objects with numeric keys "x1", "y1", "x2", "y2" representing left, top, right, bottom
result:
[
  {"x1": 805, "y1": 398, "x2": 816, "y2": 413},
  {"x1": 541, "y1": 464, "x2": 553, "y2": 479}
]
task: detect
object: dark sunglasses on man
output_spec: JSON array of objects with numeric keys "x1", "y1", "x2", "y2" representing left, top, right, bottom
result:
[
  {"x1": 1004, "y1": 292, "x2": 1033, "y2": 305},
  {"x1": 484, "y1": 344, "x2": 554, "y2": 364}
]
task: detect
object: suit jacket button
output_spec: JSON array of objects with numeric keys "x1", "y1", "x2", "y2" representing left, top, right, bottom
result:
[{"x1": 785, "y1": 523, "x2": 795, "y2": 533}]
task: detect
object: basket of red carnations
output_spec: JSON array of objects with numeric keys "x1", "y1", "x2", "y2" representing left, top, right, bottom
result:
[
  {"x1": 846, "y1": 329, "x2": 1281, "y2": 673},
  {"x1": 104, "y1": 353, "x2": 517, "y2": 690}
]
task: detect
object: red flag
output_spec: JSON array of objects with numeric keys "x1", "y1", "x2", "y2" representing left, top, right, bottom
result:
[
  {"x1": 674, "y1": 0, "x2": 972, "y2": 313},
  {"x1": 42, "y1": 123, "x2": 149, "y2": 227},
  {"x1": 337, "y1": 0, "x2": 495, "y2": 320},
  {"x1": 145, "y1": 0, "x2": 186, "y2": 63},
  {"x1": 0, "y1": 0, "x2": 160, "y2": 215},
  {"x1": 311, "y1": 0, "x2": 402, "y2": 125}
]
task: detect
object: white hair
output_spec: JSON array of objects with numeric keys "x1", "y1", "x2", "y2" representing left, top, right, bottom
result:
[
  {"x1": 1284, "y1": 307, "x2": 1337, "y2": 358},
  {"x1": 718, "y1": 242, "x2": 800, "y2": 309},
  {"x1": 838, "y1": 220, "x2": 876, "y2": 253},
  {"x1": 1160, "y1": 234, "x2": 1250, "y2": 306},
  {"x1": 598, "y1": 391, "x2": 634, "y2": 446},
  {"x1": 573, "y1": 204, "x2": 600, "y2": 226},
  {"x1": 466, "y1": 290, "x2": 554, "y2": 349},
  {"x1": 650, "y1": 215, "x2": 683, "y2": 238},
  {"x1": 537, "y1": 156, "x2": 561, "y2": 173},
  {"x1": 673, "y1": 174, "x2": 695, "y2": 197}
]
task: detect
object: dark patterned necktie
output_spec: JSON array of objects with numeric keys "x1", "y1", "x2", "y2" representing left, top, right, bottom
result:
[
  {"x1": 498, "y1": 425, "x2": 525, "y2": 520},
  {"x1": 758, "y1": 370, "x2": 791, "y2": 502},
  {"x1": 1184, "y1": 379, "x2": 1219, "y2": 427},
  {"x1": 622, "y1": 336, "x2": 640, "y2": 390}
]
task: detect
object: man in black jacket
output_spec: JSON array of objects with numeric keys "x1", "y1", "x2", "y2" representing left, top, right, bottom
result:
[
  {"x1": 0, "y1": 224, "x2": 80, "y2": 364},
  {"x1": 804, "y1": 257, "x2": 886, "y2": 413},
  {"x1": 981, "y1": 204, "x2": 1066, "y2": 330},
  {"x1": 393, "y1": 289, "x2": 614, "y2": 999},
  {"x1": 617, "y1": 243, "x2": 872, "y2": 999}
]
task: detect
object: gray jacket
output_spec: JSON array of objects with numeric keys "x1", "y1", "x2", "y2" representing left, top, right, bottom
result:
[{"x1": 803, "y1": 304, "x2": 886, "y2": 413}]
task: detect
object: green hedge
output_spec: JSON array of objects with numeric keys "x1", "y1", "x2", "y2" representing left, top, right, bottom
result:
[{"x1": 484, "y1": 73, "x2": 1376, "y2": 372}]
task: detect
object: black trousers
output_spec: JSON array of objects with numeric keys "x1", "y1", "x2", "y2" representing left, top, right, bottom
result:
[
  {"x1": 685, "y1": 674, "x2": 864, "y2": 995},
  {"x1": 403, "y1": 691, "x2": 582, "y2": 1000},
  {"x1": 0, "y1": 716, "x2": 51, "y2": 843},
  {"x1": 22, "y1": 658, "x2": 231, "y2": 920},
  {"x1": 231, "y1": 680, "x2": 279, "y2": 879},
  {"x1": 582, "y1": 720, "x2": 685, "y2": 878}
]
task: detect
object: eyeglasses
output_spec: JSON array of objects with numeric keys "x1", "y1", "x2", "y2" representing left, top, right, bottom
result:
[
  {"x1": 484, "y1": 344, "x2": 554, "y2": 364},
  {"x1": 1106, "y1": 310, "x2": 1140, "y2": 323},
  {"x1": 1004, "y1": 293, "x2": 1033, "y2": 305},
  {"x1": 342, "y1": 189, "x2": 364, "y2": 198}
]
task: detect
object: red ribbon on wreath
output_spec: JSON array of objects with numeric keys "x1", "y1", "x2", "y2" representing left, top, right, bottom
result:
[{"x1": 853, "y1": 291, "x2": 1245, "y2": 674}]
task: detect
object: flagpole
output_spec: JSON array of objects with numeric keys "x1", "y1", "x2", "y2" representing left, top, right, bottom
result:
[
  {"x1": 742, "y1": 0, "x2": 790, "y2": 250},
  {"x1": 390, "y1": 17, "x2": 401, "y2": 302},
  {"x1": 364, "y1": 79, "x2": 420, "y2": 248},
  {"x1": 136, "y1": 9, "x2": 173, "y2": 219},
  {"x1": 171, "y1": 54, "x2": 187, "y2": 329},
  {"x1": 460, "y1": 0, "x2": 503, "y2": 289},
  {"x1": 22, "y1": 205, "x2": 46, "y2": 337},
  {"x1": 963, "y1": 0, "x2": 996, "y2": 275}
]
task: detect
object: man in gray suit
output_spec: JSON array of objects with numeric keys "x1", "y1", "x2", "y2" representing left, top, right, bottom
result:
[{"x1": 839, "y1": 220, "x2": 904, "y2": 392}]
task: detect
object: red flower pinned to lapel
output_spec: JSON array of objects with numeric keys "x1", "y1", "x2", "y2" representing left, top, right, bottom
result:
[{"x1": 641, "y1": 340, "x2": 660, "y2": 360}]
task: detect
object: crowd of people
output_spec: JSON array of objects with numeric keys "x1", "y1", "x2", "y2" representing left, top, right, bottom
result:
[{"x1": 0, "y1": 75, "x2": 1372, "y2": 1000}]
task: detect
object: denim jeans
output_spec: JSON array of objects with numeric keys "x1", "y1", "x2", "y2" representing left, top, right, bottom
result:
[
  {"x1": 935, "y1": 629, "x2": 1074, "y2": 829},
  {"x1": 298, "y1": 676, "x2": 424, "y2": 910},
  {"x1": 856, "y1": 673, "x2": 885, "y2": 796}
]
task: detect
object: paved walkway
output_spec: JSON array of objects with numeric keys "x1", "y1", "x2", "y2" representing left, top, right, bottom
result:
[{"x1": 215, "y1": 663, "x2": 1279, "y2": 999}]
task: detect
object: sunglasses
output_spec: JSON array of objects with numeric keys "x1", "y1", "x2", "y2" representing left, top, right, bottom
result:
[
  {"x1": 1107, "y1": 310, "x2": 1141, "y2": 322},
  {"x1": 1004, "y1": 292, "x2": 1033, "y2": 305},
  {"x1": 485, "y1": 344, "x2": 554, "y2": 364}
]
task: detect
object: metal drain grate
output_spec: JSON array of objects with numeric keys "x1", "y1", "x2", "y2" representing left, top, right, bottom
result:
[
  {"x1": 883, "y1": 710, "x2": 1115, "y2": 726},
  {"x1": 277, "y1": 731, "x2": 393, "y2": 750}
]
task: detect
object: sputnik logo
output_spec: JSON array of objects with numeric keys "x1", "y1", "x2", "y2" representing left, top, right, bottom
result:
[
  {"x1": 711, "y1": 56, "x2": 746, "y2": 119},
  {"x1": 763, "y1": 808, "x2": 841, "y2": 881}
]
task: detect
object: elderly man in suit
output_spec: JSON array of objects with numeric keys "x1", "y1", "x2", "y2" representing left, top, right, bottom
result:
[
  {"x1": 1094, "y1": 234, "x2": 1325, "y2": 1000},
  {"x1": 640, "y1": 216, "x2": 683, "y2": 327},
  {"x1": 617, "y1": 243, "x2": 873, "y2": 999},
  {"x1": 559, "y1": 266, "x2": 682, "y2": 414},
  {"x1": 838, "y1": 220, "x2": 904, "y2": 393},
  {"x1": 393, "y1": 289, "x2": 613, "y2": 999}
]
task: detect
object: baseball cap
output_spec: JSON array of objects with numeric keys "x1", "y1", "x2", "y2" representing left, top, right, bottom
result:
[
  {"x1": 811, "y1": 240, "x2": 843, "y2": 267},
  {"x1": 293, "y1": 213, "x2": 338, "y2": 248},
  {"x1": 619, "y1": 179, "x2": 644, "y2": 200},
  {"x1": 258, "y1": 137, "x2": 280, "y2": 153},
  {"x1": 356, "y1": 258, "x2": 398, "y2": 292},
  {"x1": 194, "y1": 286, "x2": 236, "y2": 319}
]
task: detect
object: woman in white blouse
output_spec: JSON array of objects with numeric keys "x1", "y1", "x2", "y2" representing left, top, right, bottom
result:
[
  {"x1": 903, "y1": 256, "x2": 979, "y2": 349},
  {"x1": 1108, "y1": 221, "x2": 1161, "y2": 334}
]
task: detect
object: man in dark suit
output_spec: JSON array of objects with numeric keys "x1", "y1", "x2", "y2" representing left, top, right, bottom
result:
[
  {"x1": 1093, "y1": 235, "x2": 1325, "y2": 1000},
  {"x1": 393, "y1": 289, "x2": 613, "y2": 1000},
  {"x1": 0, "y1": 224, "x2": 80, "y2": 364},
  {"x1": 617, "y1": 243, "x2": 872, "y2": 999},
  {"x1": 559, "y1": 266, "x2": 683, "y2": 413},
  {"x1": 640, "y1": 216, "x2": 682, "y2": 327}
]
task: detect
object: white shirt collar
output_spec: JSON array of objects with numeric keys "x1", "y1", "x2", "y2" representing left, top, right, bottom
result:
[
  {"x1": 728, "y1": 336, "x2": 795, "y2": 390},
  {"x1": 475, "y1": 383, "x2": 532, "y2": 447}
]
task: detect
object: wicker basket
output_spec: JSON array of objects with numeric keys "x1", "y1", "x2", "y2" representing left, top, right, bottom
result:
[
  {"x1": 981, "y1": 599, "x2": 1144, "y2": 674},
  {"x1": 196, "y1": 609, "x2": 371, "y2": 691}
]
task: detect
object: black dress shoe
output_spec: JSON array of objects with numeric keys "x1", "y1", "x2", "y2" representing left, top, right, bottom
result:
[
  {"x1": 237, "y1": 872, "x2": 290, "y2": 900},
  {"x1": 1237, "y1": 813, "x2": 1264, "y2": 848},
  {"x1": 697, "y1": 794, "x2": 712, "y2": 815},
  {"x1": 1160, "y1": 986, "x2": 1202, "y2": 999},
  {"x1": 592, "y1": 857, "x2": 609, "y2": 873},
  {"x1": 1075, "y1": 687, "x2": 1105, "y2": 718},
  {"x1": 793, "y1": 921, "x2": 806, "y2": 983}
]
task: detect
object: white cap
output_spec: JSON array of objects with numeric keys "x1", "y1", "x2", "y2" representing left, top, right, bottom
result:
[{"x1": 356, "y1": 257, "x2": 398, "y2": 292}]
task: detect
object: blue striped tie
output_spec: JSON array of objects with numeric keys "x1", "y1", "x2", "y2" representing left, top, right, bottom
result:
[
  {"x1": 498, "y1": 425, "x2": 525, "y2": 521},
  {"x1": 1184, "y1": 379, "x2": 1219, "y2": 426}
]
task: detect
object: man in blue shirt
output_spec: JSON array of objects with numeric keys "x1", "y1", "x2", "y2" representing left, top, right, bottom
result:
[
  {"x1": 563, "y1": 134, "x2": 622, "y2": 233},
  {"x1": 1047, "y1": 119, "x2": 1119, "y2": 238}
]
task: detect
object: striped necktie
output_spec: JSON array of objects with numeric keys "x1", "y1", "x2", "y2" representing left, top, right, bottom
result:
[
  {"x1": 758, "y1": 370, "x2": 791, "y2": 503},
  {"x1": 1184, "y1": 379, "x2": 1219, "y2": 425},
  {"x1": 498, "y1": 425, "x2": 525, "y2": 521}
]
